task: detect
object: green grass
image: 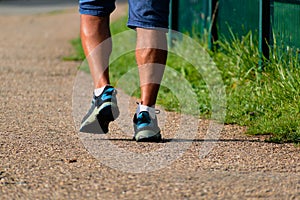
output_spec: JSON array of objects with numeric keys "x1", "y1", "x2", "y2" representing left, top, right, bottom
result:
[
  {"x1": 213, "y1": 32, "x2": 300, "y2": 143},
  {"x1": 67, "y1": 16, "x2": 300, "y2": 144}
]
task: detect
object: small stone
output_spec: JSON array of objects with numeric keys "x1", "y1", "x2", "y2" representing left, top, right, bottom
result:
[{"x1": 67, "y1": 158, "x2": 77, "y2": 163}]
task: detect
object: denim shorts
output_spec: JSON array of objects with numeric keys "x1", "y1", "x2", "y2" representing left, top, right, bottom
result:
[{"x1": 79, "y1": 0, "x2": 170, "y2": 29}]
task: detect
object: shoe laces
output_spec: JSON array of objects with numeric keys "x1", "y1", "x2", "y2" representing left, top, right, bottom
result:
[
  {"x1": 136, "y1": 107, "x2": 160, "y2": 128},
  {"x1": 137, "y1": 111, "x2": 151, "y2": 126}
]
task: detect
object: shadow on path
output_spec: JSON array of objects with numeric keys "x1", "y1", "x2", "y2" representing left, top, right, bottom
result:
[{"x1": 91, "y1": 137, "x2": 267, "y2": 143}]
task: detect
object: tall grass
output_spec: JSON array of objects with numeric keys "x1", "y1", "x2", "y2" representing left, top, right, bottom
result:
[
  {"x1": 67, "y1": 16, "x2": 300, "y2": 144},
  {"x1": 213, "y1": 32, "x2": 300, "y2": 143}
]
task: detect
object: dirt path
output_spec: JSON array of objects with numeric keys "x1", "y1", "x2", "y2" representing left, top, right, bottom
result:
[{"x1": 0, "y1": 3, "x2": 299, "y2": 200}]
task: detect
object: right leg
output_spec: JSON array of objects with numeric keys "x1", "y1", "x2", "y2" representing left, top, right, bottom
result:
[{"x1": 79, "y1": 0, "x2": 119, "y2": 133}]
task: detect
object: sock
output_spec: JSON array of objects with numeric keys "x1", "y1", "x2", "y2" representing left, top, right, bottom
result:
[
  {"x1": 136, "y1": 103, "x2": 156, "y2": 119},
  {"x1": 94, "y1": 85, "x2": 109, "y2": 97}
]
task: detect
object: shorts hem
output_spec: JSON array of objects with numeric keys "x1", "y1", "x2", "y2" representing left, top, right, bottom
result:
[
  {"x1": 79, "y1": 8, "x2": 112, "y2": 17},
  {"x1": 127, "y1": 20, "x2": 169, "y2": 31}
]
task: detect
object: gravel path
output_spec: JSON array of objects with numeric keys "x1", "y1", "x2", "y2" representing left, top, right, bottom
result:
[{"x1": 0, "y1": 3, "x2": 299, "y2": 200}]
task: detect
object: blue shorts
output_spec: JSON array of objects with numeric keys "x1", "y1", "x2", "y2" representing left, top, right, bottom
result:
[{"x1": 79, "y1": 0, "x2": 170, "y2": 29}]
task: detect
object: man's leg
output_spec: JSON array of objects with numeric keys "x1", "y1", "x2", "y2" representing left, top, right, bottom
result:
[
  {"x1": 80, "y1": 14, "x2": 111, "y2": 88},
  {"x1": 128, "y1": 0, "x2": 170, "y2": 141},
  {"x1": 79, "y1": 0, "x2": 119, "y2": 134},
  {"x1": 136, "y1": 28, "x2": 168, "y2": 107},
  {"x1": 132, "y1": 28, "x2": 168, "y2": 142}
]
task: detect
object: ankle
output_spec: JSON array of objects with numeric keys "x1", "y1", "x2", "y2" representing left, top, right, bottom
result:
[
  {"x1": 94, "y1": 84, "x2": 110, "y2": 97},
  {"x1": 136, "y1": 103, "x2": 156, "y2": 119}
]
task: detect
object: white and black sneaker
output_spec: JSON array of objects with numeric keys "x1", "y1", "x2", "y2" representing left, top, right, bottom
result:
[
  {"x1": 80, "y1": 86, "x2": 119, "y2": 134},
  {"x1": 133, "y1": 104, "x2": 161, "y2": 142}
]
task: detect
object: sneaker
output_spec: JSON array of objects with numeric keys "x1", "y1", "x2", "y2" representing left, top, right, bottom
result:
[
  {"x1": 80, "y1": 86, "x2": 119, "y2": 134},
  {"x1": 133, "y1": 106, "x2": 161, "y2": 142}
]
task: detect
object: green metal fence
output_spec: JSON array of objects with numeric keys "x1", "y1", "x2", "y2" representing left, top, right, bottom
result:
[
  {"x1": 271, "y1": 0, "x2": 300, "y2": 50},
  {"x1": 217, "y1": 0, "x2": 260, "y2": 40},
  {"x1": 176, "y1": 0, "x2": 211, "y2": 36},
  {"x1": 170, "y1": 0, "x2": 300, "y2": 56}
]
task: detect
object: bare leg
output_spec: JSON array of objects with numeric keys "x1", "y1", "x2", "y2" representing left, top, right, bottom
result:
[
  {"x1": 135, "y1": 28, "x2": 168, "y2": 107},
  {"x1": 79, "y1": 14, "x2": 120, "y2": 134},
  {"x1": 80, "y1": 14, "x2": 111, "y2": 89}
]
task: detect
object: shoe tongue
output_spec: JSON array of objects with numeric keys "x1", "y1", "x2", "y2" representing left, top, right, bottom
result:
[
  {"x1": 137, "y1": 112, "x2": 152, "y2": 125},
  {"x1": 136, "y1": 104, "x2": 156, "y2": 119},
  {"x1": 138, "y1": 111, "x2": 150, "y2": 119}
]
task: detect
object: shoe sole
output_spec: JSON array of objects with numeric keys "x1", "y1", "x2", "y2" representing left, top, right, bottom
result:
[
  {"x1": 80, "y1": 102, "x2": 119, "y2": 134},
  {"x1": 134, "y1": 130, "x2": 162, "y2": 142}
]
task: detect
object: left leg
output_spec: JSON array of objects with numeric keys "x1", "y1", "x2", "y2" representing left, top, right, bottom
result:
[{"x1": 78, "y1": 0, "x2": 119, "y2": 134}]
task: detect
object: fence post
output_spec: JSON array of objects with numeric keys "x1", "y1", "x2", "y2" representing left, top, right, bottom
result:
[
  {"x1": 259, "y1": 0, "x2": 271, "y2": 71},
  {"x1": 208, "y1": 0, "x2": 212, "y2": 49},
  {"x1": 259, "y1": 0, "x2": 263, "y2": 71},
  {"x1": 168, "y1": 0, "x2": 173, "y2": 47},
  {"x1": 262, "y1": 0, "x2": 271, "y2": 60},
  {"x1": 168, "y1": 0, "x2": 178, "y2": 47}
]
